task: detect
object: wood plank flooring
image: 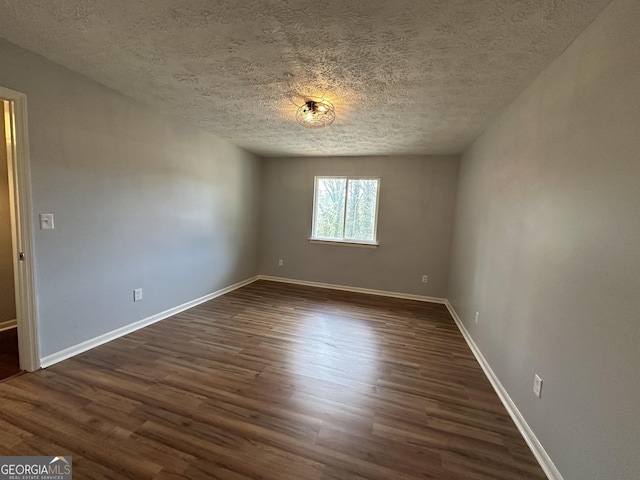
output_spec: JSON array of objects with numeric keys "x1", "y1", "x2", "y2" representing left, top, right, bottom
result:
[
  {"x1": 0, "y1": 327, "x2": 21, "y2": 381},
  {"x1": 0, "y1": 280, "x2": 546, "y2": 479}
]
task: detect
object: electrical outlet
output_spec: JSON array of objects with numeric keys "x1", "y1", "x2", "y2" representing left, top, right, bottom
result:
[
  {"x1": 475, "y1": 311, "x2": 479, "y2": 324},
  {"x1": 533, "y1": 374, "x2": 543, "y2": 398},
  {"x1": 278, "y1": 259, "x2": 283, "y2": 267},
  {"x1": 133, "y1": 288, "x2": 143, "y2": 302},
  {"x1": 421, "y1": 275, "x2": 428, "y2": 283}
]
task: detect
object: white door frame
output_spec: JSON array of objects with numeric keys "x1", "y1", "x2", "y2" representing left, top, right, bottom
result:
[{"x1": 2, "y1": 86, "x2": 39, "y2": 371}]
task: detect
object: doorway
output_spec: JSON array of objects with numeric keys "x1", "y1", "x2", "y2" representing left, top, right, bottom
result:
[
  {"x1": 1, "y1": 87, "x2": 39, "y2": 375},
  {"x1": 0, "y1": 99, "x2": 20, "y2": 379}
]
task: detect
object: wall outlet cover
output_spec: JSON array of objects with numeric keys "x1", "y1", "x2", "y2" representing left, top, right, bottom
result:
[{"x1": 533, "y1": 374, "x2": 543, "y2": 398}]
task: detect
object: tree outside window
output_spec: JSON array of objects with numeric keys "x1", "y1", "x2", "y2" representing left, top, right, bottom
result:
[{"x1": 312, "y1": 177, "x2": 379, "y2": 244}]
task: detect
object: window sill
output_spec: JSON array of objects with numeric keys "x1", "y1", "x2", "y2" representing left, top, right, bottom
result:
[{"x1": 308, "y1": 238, "x2": 379, "y2": 249}]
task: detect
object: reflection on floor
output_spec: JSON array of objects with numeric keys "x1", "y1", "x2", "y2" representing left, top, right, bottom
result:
[{"x1": 0, "y1": 327, "x2": 20, "y2": 381}]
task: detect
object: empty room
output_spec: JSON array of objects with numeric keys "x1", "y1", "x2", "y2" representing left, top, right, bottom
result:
[{"x1": 0, "y1": 0, "x2": 638, "y2": 479}]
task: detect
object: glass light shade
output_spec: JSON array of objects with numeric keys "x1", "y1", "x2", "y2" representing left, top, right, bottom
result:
[{"x1": 296, "y1": 99, "x2": 335, "y2": 128}]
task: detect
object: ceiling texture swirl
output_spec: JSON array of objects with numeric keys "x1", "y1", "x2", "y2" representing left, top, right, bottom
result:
[{"x1": 0, "y1": 0, "x2": 611, "y2": 157}]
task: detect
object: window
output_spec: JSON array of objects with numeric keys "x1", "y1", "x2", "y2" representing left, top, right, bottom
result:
[{"x1": 311, "y1": 176, "x2": 380, "y2": 245}]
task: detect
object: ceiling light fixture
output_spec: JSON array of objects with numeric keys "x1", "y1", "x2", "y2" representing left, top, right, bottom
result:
[{"x1": 296, "y1": 98, "x2": 335, "y2": 128}]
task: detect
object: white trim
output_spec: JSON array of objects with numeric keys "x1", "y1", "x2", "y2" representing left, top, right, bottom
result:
[
  {"x1": 261, "y1": 274, "x2": 558, "y2": 477},
  {"x1": 311, "y1": 176, "x2": 380, "y2": 245},
  {"x1": 258, "y1": 275, "x2": 447, "y2": 304},
  {"x1": 1, "y1": 87, "x2": 39, "y2": 372},
  {"x1": 40, "y1": 276, "x2": 260, "y2": 368},
  {"x1": 33, "y1": 268, "x2": 558, "y2": 479},
  {"x1": 0, "y1": 319, "x2": 17, "y2": 332},
  {"x1": 444, "y1": 300, "x2": 562, "y2": 480},
  {"x1": 308, "y1": 239, "x2": 378, "y2": 248}
]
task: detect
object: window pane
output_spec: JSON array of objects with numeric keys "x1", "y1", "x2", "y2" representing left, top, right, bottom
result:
[
  {"x1": 344, "y1": 179, "x2": 378, "y2": 241},
  {"x1": 314, "y1": 178, "x2": 346, "y2": 240}
]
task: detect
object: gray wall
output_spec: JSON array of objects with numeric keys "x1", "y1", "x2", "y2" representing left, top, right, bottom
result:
[
  {"x1": 0, "y1": 40, "x2": 261, "y2": 358},
  {"x1": 259, "y1": 155, "x2": 459, "y2": 297},
  {"x1": 0, "y1": 104, "x2": 17, "y2": 322},
  {"x1": 447, "y1": 0, "x2": 640, "y2": 478}
]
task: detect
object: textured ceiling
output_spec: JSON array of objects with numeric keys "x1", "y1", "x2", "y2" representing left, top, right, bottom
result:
[{"x1": 0, "y1": 0, "x2": 611, "y2": 157}]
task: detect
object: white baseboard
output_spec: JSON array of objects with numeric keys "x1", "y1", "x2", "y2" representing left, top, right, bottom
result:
[
  {"x1": 35, "y1": 273, "x2": 557, "y2": 479},
  {"x1": 0, "y1": 319, "x2": 17, "y2": 332},
  {"x1": 258, "y1": 275, "x2": 447, "y2": 304},
  {"x1": 259, "y1": 276, "x2": 557, "y2": 477},
  {"x1": 40, "y1": 276, "x2": 260, "y2": 368},
  {"x1": 444, "y1": 300, "x2": 562, "y2": 480}
]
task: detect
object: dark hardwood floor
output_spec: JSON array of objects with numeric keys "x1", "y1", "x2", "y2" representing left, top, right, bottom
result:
[
  {"x1": 0, "y1": 280, "x2": 546, "y2": 479},
  {"x1": 0, "y1": 326, "x2": 21, "y2": 381}
]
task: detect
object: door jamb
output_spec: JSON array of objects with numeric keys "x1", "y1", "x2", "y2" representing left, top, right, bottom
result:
[{"x1": 2, "y1": 86, "x2": 39, "y2": 371}]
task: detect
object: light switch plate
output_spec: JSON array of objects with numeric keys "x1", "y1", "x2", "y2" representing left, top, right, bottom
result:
[{"x1": 40, "y1": 213, "x2": 54, "y2": 230}]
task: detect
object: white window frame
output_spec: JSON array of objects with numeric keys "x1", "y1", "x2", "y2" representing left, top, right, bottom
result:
[{"x1": 309, "y1": 176, "x2": 380, "y2": 248}]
